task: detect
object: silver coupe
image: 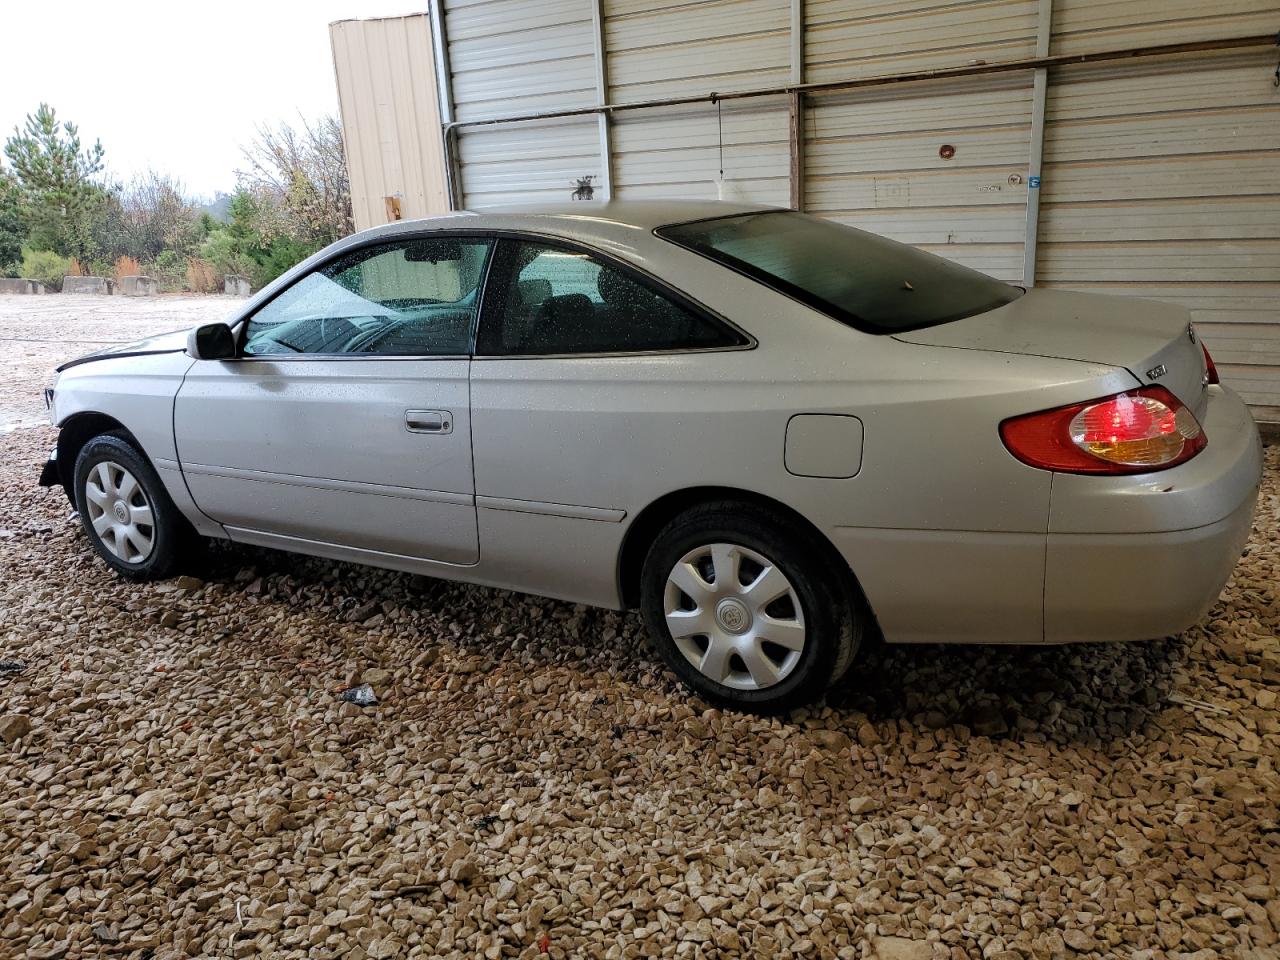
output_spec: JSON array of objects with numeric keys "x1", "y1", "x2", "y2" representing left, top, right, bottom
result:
[{"x1": 40, "y1": 201, "x2": 1263, "y2": 712}]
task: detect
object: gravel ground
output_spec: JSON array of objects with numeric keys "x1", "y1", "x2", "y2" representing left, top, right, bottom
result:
[{"x1": 1, "y1": 296, "x2": 1278, "y2": 960}]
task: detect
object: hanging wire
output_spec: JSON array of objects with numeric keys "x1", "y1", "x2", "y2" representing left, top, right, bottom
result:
[{"x1": 712, "y1": 94, "x2": 724, "y2": 178}]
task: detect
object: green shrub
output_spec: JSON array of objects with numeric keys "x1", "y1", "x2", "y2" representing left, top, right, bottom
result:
[
  {"x1": 197, "y1": 228, "x2": 254, "y2": 283},
  {"x1": 20, "y1": 247, "x2": 71, "y2": 290},
  {"x1": 251, "y1": 236, "x2": 317, "y2": 290},
  {"x1": 146, "y1": 250, "x2": 186, "y2": 292}
]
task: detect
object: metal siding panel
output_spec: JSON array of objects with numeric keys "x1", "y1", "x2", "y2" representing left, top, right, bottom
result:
[
  {"x1": 445, "y1": 0, "x2": 600, "y2": 207},
  {"x1": 610, "y1": 98, "x2": 789, "y2": 204},
  {"x1": 1039, "y1": 48, "x2": 1280, "y2": 416},
  {"x1": 445, "y1": 0, "x2": 596, "y2": 120},
  {"x1": 1038, "y1": 197, "x2": 1280, "y2": 242},
  {"x1": 1053, "y1": 0, "x2": 1279, "y2": 53},
  {"x1": 805, "y1": 0, "x2": 1038, "y2": 83},
  {"x1": 599, "y1": 0, "x2": 791, "y2": 203},
  {"x1": 330, "y1": 16, "x2": 449, "y2": 231},
  {"x1": 459, "y1": 119, "x2": 602, "y2": 207},
  {"x1": 403, "y1": 22, "x2": 452, "y2": 218},
  {"x1": 605, "y1": 0, "x2": 790, "y2": 101},
  {"x1": 805, "y1": 75, "x2": 1034, "y2": 281},
  {"x1": 330, "y1": 26, "x2": 375, "y2": 231}
]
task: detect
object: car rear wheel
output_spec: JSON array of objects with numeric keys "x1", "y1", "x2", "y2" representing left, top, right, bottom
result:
[
  {"x1": 640, "y1": 503, "x2": 861, "y2": 713},
  {"x1": 74, "y1": 432, "x2": 192, "y2": 581}
]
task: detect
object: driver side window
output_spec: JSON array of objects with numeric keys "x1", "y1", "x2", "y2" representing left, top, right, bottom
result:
[{"x1": 242, "y1": 237, "x2": 492, "y2": 357}]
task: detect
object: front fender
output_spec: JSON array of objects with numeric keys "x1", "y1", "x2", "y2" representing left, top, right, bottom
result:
[
  {"x1": 52, "y1": 353, "x2": 195, "y2": 463},
  {"x1": 47, "y1": 354, "x2": 226, "y2": 538}
]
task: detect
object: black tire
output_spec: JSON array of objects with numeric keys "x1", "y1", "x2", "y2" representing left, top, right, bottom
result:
[
  {"x1": 640, "y1": 501, "x2": 862, "y2": 714},
  {"x1": 73, "y1": 432, "x2": 194, "y2": 581}
]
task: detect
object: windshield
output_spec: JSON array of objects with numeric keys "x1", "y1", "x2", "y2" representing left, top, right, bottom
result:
[{"x1": 658, "y1": 210, "x2": 1022, "y2": 334}]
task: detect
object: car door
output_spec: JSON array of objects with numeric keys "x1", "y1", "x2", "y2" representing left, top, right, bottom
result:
[
  {"x1": 174, "y1": 235, "x2": 493, "y2": 566},
  {"x1": 467, "y1": 237, "x2": 752, "y2": 601}
]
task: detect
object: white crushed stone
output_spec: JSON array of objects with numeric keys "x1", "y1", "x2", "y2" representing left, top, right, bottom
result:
[{"x1": 0, "y1": 298, "x2": 1277, "y2": 959}]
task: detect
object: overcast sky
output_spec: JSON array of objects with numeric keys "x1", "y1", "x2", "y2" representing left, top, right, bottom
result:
[{"x1": 0, "y1": 1, "x2": 427, "y2": 199}]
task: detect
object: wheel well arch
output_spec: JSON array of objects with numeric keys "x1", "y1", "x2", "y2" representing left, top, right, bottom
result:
[
  {"x1": 55, "y1": 412, "x2": 135, "y2": 498},
  {"x1": 615, "y1": 485, "x2": 865, "y2": 611}
]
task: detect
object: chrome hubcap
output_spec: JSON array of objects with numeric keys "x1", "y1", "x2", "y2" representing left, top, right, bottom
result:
[
  {"x1": 84, "y1": 461, "x2": 155, "y2": 563},
  {"x1": 664, "y1": 542, "x2": 805, "y2": 691}
]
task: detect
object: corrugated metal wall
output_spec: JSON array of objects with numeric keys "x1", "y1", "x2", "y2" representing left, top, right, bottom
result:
[
  {"x1": 1037, "y1": 4, "x2": 1280, "y2": 419},
  {"x1": 805, "y1": 0, "x2": 1039, "y2": 81},
  {"x1": 445, "y1": 0, "x2": 602, "y2": 207},
  {"x1": 605, "y1": 0, "x2": 791, "y2": 204},
  {"x1": 330, "y1": 16, "x2": 451, "y2": 232},
  {"x1": 805, "y1": 75, "x2": 1033, "y2": 280},
  {"x1": 335, "y1": 1, "x2": 1280, "y2": 420}
]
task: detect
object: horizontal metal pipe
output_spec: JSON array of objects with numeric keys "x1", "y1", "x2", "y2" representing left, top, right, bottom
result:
[{"x1": 442, "y1": 33, "x2": 1274, "y2": 133}]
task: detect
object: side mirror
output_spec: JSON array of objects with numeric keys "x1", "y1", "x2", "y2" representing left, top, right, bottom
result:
[{"x1": 187, "y1": 323, "x2": 237, "y2": 361}]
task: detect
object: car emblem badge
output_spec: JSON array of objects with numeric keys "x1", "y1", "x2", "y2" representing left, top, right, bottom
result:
[
  {"x1": 1187, "y1": 323, "x2": 1197, "y2": 344},
  {"x1": 1146, "y1": 363, "x2": 1167, "y2": 381}
]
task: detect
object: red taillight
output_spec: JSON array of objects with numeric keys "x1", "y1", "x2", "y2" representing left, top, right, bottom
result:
[
  {"x1": 1202, "y1": 343, "x2": 1220, "y2": 385},
  {"x1": 1000, "y1": 385, "x2": 1206, "y2": 474}
]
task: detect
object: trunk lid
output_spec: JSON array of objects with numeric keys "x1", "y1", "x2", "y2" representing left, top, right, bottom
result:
[{"x1": 893, "y1": 288, "x2": 1209, "y2": 411}]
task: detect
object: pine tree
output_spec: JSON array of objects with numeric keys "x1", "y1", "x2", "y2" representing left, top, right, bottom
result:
[{"x1": 4, "y1": 104, "x2": 107, "y2": 260}]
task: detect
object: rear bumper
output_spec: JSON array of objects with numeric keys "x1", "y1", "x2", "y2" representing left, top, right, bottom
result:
[
  {"x1": 830, "y1": 385, "x2": 1262, "y2": 646},
  {"x1": 1043, "y1": 491, "x2": 1256, "y2": 643},
  {"x1": 1043, "y1": 385, "x2": 1261, "y2": 643}
]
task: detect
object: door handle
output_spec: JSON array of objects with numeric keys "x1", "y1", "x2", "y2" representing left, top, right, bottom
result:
[{"x1": 405, "y1": 409, "x2": 453, "y2": 435}]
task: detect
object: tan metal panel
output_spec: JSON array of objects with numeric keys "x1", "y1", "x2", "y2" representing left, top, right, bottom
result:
[
  {"x1": 1038, "y1": 239, "x2": 1280, "y2": 282},
  {"x1": 605, "y1": 0, "x2": 790, "y2": 102},
  {"x1": 1053, "y1": 0, "x2": 1278, "y2": 54},
  {"x1": 805, "y1": 75, "x2": 1033, "y2": 282},
  {"x1": 1040, "y1": 197, "x2": 1280, "y2": 241},
  {"x1": 329, "y1": 16, "x2": 450, "y2": 232},
  {"x1": 829, "y1": 206, "x2": 1028, "y2": 244},
  {"x1": 610, "y1": 98, "x2": 789, "y2": 203},
  {"x1": 1045, "y1": 52, "x2": 1278, "y2": 120},
  {"x1": 599, "y1": 0, "x2": 791, "y2": 202},
  {"x1": 805, "y1": 0, "x2": 1038, "y2": 83},
  {"x1": 1039, "y1": 48, "x2": 1280, "y2": 419},
  {"x1": 458, "y1": 119, "x2": 603, "y2": 207}
]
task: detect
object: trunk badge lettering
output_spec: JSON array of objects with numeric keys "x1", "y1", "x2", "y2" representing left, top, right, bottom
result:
[{"x1": 1146, "y1": 363, "x2": 1168, "y2": 381}]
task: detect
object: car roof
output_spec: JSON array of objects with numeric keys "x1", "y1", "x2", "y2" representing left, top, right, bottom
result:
[
  {"x1": 230, "y1": 200, "x2": 786, "y2": 326},
  {"x1": 357, "y1": 199, "x2": 784, "y2": 243}
]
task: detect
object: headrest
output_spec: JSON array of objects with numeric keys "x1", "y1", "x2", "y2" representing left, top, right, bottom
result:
[
  {"x1": 518, "y1": 278, "x2": 552, "y2": 306},
  {"x1": 596, "y1": 268, "x2": 629, "y2": 306},
  {"x1": 541, "y1": 293, "x2": 594, "y2": 325}
]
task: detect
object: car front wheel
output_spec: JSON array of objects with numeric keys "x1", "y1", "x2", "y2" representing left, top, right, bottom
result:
[
  {"x1": 640, "y1": 502, "x2": 861, "y2": 713},
  {"x1": 74, "y1": 432, "x2": 192, "y2": 581}
]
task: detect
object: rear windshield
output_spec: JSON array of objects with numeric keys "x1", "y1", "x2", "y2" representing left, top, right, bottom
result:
[{"x1": 657, "y1": 210, "x2": 1022, "y2": 334}]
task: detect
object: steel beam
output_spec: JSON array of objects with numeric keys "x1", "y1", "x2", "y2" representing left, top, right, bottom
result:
[
  {"x1": 1022, "y1": 0, "x2": 1054, "y2": 286},
  {"x1": 428, "y1": 1, "x2": 464, "y2": 209},
  {"x1": 591, "y1": 0, "x2": 614, "y2": 200},
  {"x1": 789, "y1": 0, "x2": 805, "y2": 211}
]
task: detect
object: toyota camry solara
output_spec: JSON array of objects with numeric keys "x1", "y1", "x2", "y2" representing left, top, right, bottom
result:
[{"x1": 39, "y1": 201, "x2": 1263, "y2": 712}]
